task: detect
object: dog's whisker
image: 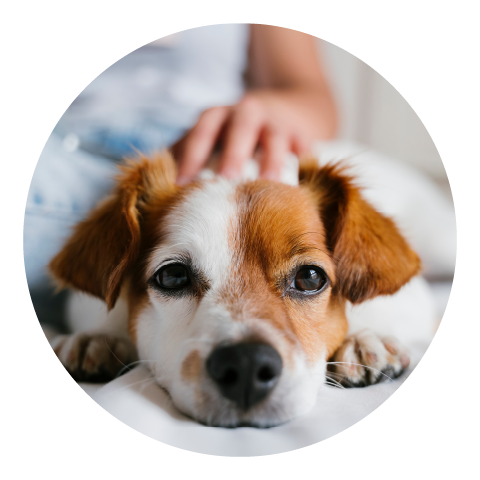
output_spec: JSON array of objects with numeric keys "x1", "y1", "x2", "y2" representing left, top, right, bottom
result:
[
  {"x1": 97, "y1": 376, "x2": 157, "y2": 398},
  {"x1": 326, "y1": 361, "x2": 397, "y2": 382},
  {"x1": 324, "y1": 375, "x2": 345, "y2": 389},
  {"x1": 324, "y1": 381, "x2": 344, "y2": 390},
  {"x1": 101, "y1": 336, "x2": 128, "y2": 368},
  {"x1": 324, "y1": 368, "x2": 346, "y2": 378},
  {"x1": 116, "y1": 359, "x2": 157, "y2": 378}
]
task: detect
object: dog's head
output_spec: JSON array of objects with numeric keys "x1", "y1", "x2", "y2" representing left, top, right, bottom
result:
[{"x1": 50, "y1": 152, "x2": 420, "y2": 427}]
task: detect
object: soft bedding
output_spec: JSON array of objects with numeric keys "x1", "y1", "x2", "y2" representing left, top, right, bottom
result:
[
  {"x1": 88, "y1": 355, "x2": 419, "y2": 456},
  {"x1": 78, "y1": 141, "x2": 454, "y2": 456}
]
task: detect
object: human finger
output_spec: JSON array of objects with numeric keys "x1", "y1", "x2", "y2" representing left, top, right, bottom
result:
[
  {"x1": 291, "y1": 133, "x2": 313, "y2": 158},
  {"x1": 175, "y1": 106, "x2": 229, "y2": 185},
  {"x1": 217, "y1": 97, "x2": 264, "y2": 179},
  {"x1": 258, "y1": 126, "x2": 289, "y2": 181}
]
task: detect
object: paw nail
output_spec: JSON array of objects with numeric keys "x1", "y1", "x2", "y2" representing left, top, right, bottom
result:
[
  {"x1": 384, "y1": 342, "x2": 398, "y2": 355},
  {"x1": 400, "y1": 354, "x2": 410, "y2": 368},
  {"x1": 366, "y1": 352, "x2": 378, "y2": 365},
  {"x1": 83, "y1": 355, "x2": 95, "y2": 369}
]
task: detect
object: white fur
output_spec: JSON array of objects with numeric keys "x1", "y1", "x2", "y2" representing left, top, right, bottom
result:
[
  {"x1": 347, "y1": 276, "x2": 437, "y2": 351},
  {"x1": 146, "y1": 178, "x2": 235, "y2": 284},
  {"x1": 67, "y1": 291, "x2": 128, "y2": 334}
]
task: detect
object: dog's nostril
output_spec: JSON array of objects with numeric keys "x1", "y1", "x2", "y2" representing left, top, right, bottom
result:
[
  {"x1": 206, "y1": 342, "x2": 283, "y2": 410},
  {"x1": 257, "y1": 366, "x2": 275, "y2": 383}
]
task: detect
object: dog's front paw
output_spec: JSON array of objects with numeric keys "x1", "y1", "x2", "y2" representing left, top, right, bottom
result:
[
  {"x1": 328, "y1": 330, "x2": 410, "y2": 388},
  {"x1": 51, "y1": 332, "x2": 138, "y2": 382}
]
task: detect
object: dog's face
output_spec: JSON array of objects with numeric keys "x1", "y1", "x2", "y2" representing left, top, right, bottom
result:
[
  {"x1": 50, "y1": 153, "x2": 420, "y2": 427},
  {"x1": 132, "y1": 178, "x2": 346, "y2": 427}
]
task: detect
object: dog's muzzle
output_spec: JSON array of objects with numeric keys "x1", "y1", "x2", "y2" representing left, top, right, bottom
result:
[{"x1": 206, "y1": 342, "x2": 283, "y2": 410}]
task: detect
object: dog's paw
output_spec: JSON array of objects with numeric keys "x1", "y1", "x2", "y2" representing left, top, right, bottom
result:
[
  {"x1": 51, "y1": 332, "x2": 138, "y2": 382},
  {"x1": 328, "y1": 330, "x2": 410, "y2": 388}
]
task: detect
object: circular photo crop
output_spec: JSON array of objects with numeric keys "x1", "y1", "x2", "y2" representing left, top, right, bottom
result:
[{"x1": 24, "y1": 24, "x2": 455, "y2": 456}]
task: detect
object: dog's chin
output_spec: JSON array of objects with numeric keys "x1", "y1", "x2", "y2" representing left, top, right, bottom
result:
[
  {"x1": 181, "y1": 406, "x2": 296, "y2": 429},
  {"x1": 199, "y1": 418, "x2": 291, "y2": 429},
  {"x1": 168, "y1": 387, "x2": 316, "y2": 429}
]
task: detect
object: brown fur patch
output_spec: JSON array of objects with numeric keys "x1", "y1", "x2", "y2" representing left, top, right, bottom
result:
[
  {"x1": 49, "y1": 151, "x2": 178, "y2": 310},
  {"x1": 284, "y1": 293, "x2": 348, "y2": 360},
  {"x1": 126, "y1": 287, "x2": 151, "y2": 345},
  {"x1": 181, "y1": 350, "x2": 202, "y2": 381},
  {"x1": 299, "y1": 159, "x2": 421, "y2": 303},
  {"x1": 217, "y1": 181, "x2": 341, "y2": 362}
]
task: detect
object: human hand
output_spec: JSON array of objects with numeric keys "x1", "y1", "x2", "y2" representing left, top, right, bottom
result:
[{"x1": 172, "y1": 91, "x2": 317, "y2": 186}]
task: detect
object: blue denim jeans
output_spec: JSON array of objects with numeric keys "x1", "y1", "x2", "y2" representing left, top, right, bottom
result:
[{"x1": 24, "y1": 124, "x2": 186, "y2": 328}]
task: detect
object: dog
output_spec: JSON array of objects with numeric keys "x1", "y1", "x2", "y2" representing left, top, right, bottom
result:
[{"x1": 48, "y1": 151, "x2": 421, "y2": 427}]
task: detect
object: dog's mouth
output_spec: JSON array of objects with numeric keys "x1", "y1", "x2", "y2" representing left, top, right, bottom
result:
[
  {"x1": 158, "y1": 341, "x2": 301, "y2": 428},
  {"x1": 163, "y1": 346, "x2": 324, "y2": 428}
]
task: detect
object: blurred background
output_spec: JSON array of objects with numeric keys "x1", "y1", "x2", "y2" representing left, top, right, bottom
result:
[
  {"x1": 320, "y1": 39, "x2": 452, "y2": 201},
  {"x1": 28, "y1": 25, "x2": 455, "y2": 334}
]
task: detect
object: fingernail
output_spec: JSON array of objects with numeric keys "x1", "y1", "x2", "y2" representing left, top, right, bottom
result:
[
  {"x1": 261, "y1": 171, "x2": 281, "y2": 182},
  {"x1": 220, "y1": 168, "x2": 240, "y2": 179}
]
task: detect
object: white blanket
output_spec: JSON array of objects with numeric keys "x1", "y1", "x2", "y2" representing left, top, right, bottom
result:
[
  {"x1": 87, "y1": 355, "x2": 419, "y2": 456},
  {"x1": 79, "y1": 141, "x2": 454, "y2": 456}
]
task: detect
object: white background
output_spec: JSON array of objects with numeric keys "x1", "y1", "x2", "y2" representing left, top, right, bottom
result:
[{"x1": 1, "y1": 0, "x2": 479, "y2": 478}]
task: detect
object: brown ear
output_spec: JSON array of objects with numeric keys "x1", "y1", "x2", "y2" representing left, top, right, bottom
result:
[
  {"x1": 299, "y1": 159, "x2": 421, "y2": 304},
  {"x1": 49, "y1": 151, "x2": 177, "y2": 309}
]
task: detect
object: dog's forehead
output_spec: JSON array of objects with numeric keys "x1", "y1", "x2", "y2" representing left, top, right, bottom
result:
[
  {"x1": 146, "y1": 179, "x2": 236, "y2": 282},
  {"x1": 233, "y1": 181, "x2": 327, "y2": 265},
  {"x1": 146, "y1": 178, "x2": 327, "y2": 280}
]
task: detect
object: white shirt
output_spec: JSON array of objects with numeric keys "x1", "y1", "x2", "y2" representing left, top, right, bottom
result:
[{"x1": 59, "y1": 24, "x2": 250, "y2": 133}]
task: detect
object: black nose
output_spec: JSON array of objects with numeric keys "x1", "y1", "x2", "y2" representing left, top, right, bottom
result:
[{"x1": 206, "y1": 342, "x2": 283, "y2": 410}]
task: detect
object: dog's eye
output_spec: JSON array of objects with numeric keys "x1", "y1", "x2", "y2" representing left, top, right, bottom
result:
[
  {"x1": 156, "y1": 264, "x2": 190, "y2": 289},
  {"x1": 294, "y1": 266, "x2": 327, "y2": 292}
]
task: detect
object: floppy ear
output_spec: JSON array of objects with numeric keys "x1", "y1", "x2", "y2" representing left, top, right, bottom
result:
[
  {"x1": 299, "y1": 159, "x2": 421, "y2": 304},
  {"x1": 49, "y1": 151, "x2": 177, "y2": 310}
]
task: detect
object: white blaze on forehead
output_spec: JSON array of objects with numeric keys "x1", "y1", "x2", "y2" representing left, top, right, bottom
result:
[{"x1": 147, "y1": 179, "x2": 237, "y2": 286}]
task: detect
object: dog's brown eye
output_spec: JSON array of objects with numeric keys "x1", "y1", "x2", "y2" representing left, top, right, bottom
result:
[
  {"x1": 156, "y1": 264, "x2": 190, "y2": 289},
  {"x1": 294, "y1": 266, "x2": 327, "y2": 292}
]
